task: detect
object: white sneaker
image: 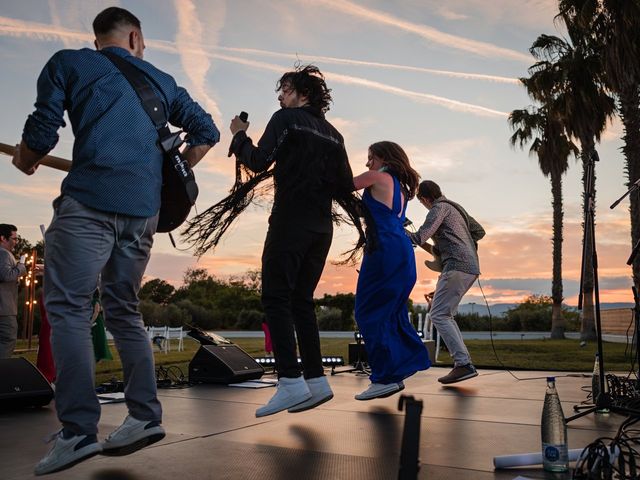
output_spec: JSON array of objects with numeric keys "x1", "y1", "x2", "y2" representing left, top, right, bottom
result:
[
  {"x1": 101, "y1": 415, "x2": 166, "y2": 457},
  {"x1": 355, "y1": 382, "x2": 403, "y2": 401},
  {"x1": 256, "y1": 376, "x2": 311, "y2": 417},
  {"x1": 34, "y1": 431, "x2": 102, "y2": 476},
  {"x1": 288, "y1": 376, "x2": 334, "y2": 413}
]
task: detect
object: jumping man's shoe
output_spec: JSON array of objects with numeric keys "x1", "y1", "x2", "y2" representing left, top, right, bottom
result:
[
  {"x1": 288, "y1": 376, "x2": 334, "y2": 413},
  {"x1": 355, "y1": 382, "x2": 404, "y2": 401},
  {"x1": 34, "y1": 430, "x2": 102, "y2": 476},
  {"x1": 438, "y1": 364, "x2": 478, "y2": 385},
  {"x1": 101, "y1": 415, "x2": 166, "y2": 456},
  {"x1": 256, "y1": 376, "x2": 311, "y2": 417}
]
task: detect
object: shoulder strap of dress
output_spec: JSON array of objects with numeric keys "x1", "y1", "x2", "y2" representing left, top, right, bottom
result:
[{"x1": 391, "y1": 175, "x2": 402, "y2": 214}]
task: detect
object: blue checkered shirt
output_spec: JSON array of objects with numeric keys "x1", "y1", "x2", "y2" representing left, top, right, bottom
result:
[{"x1": 22, "y1": 47, "x2": 219, "y2": 217}]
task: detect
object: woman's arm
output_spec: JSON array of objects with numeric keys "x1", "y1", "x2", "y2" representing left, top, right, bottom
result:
[{"x1": 352, "y1": 170, "x2": 379, "y2": 191}]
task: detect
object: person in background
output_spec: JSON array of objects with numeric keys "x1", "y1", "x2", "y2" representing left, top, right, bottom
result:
[{"x1": 0, "y1": 224, "x2": 26, "y2": 359}]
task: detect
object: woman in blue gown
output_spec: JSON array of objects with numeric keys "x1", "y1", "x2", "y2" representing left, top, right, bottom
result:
[{"x1": 353, "y1": 141, "x2": 431, "y2": 400}]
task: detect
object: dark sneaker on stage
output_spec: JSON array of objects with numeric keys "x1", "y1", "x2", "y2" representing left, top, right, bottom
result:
[
  {"x1": 34, "y1": 430, "x2": 102, "y2": 476},
  {"x1": 438, "y1": 364, "x2": 478, "y2": 384},
  {"x1": 101, "y1": 415, "x2": 166, "y2": 456},
  {"x1": 355, "y1": 381, "x2": 404, "y2": 400}
]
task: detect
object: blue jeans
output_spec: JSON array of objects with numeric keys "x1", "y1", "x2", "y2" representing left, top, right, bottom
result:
[{"x1": 44, "y1": 195, "x2": 161, "y2": 435}]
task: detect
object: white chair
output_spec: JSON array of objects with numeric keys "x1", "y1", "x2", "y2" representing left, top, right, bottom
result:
[
  {"x1": 166, "y1": 326, "x2": 185, "y2": 352},
  {"x1": 148, "y1": 326, "x2": 169, "y2": 353}
]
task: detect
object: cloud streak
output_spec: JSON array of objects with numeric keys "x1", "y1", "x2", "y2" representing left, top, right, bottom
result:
[
  {"x1": 306, "y1": 0, "x2": 531, "y2": 63},
  {"x1": 0, "y1": 16, "x2": 508, "y2": 118},
  {"x1": 174, "y1": 0, "x2": 222, "y2": 122},
  {"x1": 217, "y1": 46, "x2": 520, "y2": 85}
]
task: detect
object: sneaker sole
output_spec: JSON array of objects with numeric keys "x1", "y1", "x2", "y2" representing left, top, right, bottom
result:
[
  {"x1": 355, "y1": 383, "x2": 405, "y2": 401},
  {"x1": 34, "y1": 444, "x2": 102, "y2": 476},
  {"x1": 438, "y1": 371, "x2": 478, "y2": 385},
  {"x1": 288, "y1": 393, "x2": 334, "y2": 413},
  {"x1": 101, "y1": 431, "x2": 166, "y2": 457}
]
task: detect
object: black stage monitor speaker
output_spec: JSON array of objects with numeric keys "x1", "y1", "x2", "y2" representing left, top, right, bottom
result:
[
  {"x1": 189, "y1": 344, "x2": 264, "y2": 384},
  {"x1": 348, "y1": 342, "x2": 368, "y2": 365},
  {"x1": 0, "y1": 358, "x2": 54, "y2": 409}
]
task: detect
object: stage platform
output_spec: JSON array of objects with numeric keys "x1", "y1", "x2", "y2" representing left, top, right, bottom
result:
[{"x1": 0, "y1": 366, "x2": 626, "y2": 479}]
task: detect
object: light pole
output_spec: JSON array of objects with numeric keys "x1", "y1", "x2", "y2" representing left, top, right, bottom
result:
[{"x1": 470, "y1": 302, "x2": 476, "y2": 316}]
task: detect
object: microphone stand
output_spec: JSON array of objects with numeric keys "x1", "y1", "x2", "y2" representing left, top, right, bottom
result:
[{"x1": 567, "y1": 152, "x2": 640, "y2": 421}]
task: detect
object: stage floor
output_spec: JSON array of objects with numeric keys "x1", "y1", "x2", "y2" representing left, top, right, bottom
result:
[{"x1": 0, "y1": 366, "x2": 625, "y2": 479}]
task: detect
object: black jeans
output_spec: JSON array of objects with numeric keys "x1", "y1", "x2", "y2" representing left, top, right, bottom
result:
[{"x1": 261, "y1": 224, "x2": 332, "y2": 379}]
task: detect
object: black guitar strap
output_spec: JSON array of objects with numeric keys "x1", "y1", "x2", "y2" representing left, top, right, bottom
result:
[{"x1": 99, "y1": 51, "x2": 198, "y2": 205}]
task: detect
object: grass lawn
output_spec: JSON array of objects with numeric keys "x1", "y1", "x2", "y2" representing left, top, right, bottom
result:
[{"x1": 13, "y1": 336, "x2": 639, "y2": 386}]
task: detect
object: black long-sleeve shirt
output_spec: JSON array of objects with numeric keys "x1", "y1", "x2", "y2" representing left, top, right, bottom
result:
[{"x1": 230, "y1": 106, "x2": 354, "y2": 233}]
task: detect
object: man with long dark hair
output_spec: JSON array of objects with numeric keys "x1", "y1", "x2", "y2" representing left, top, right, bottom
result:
[
  {"x1": 228, "y1": 65, "x2": 359, "y2": 416},
  {"x1": 13, "y1": 7, "x2": 219, "y2": 475}
]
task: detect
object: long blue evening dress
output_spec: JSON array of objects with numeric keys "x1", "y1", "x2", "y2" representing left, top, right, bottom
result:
[{"x1": 355, "y1": 175, "x2": 431, "y2": 384}]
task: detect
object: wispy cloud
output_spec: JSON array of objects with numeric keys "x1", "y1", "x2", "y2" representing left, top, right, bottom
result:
[
  {"x1": 0, "y1": 18, "x2": 508, "y2": 118},
  {"x1": 325, "y1": 71, "x2": 508, "y2": 117},
  {"x1": 174, "y1": 0, "x2": 222, "y2": 122},
  {"x1": 217, "y1": 46, "x2": 520, "y2": 85},
  {"x1": 0, "y1": 16, "x2": 92, "y2": 43},
  {"x1": 306, "y1": 0, "x2": 531, "y2": 63}
]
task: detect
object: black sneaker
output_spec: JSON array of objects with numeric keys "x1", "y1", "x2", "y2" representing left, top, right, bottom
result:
[{"x1": 438, "y1": 364, "x2": 478, "y2": 384}]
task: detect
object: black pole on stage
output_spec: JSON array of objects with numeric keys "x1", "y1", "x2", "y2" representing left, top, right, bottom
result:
[
  {"x1": 398, "y1": 395, "x2": 423, "y2": 480},
  {"x1": 567, "y1": 153, "x2": 640, "y2": 422},
  {"x1": 331, "y1": 330, "x2": 370, "y2": 376}
]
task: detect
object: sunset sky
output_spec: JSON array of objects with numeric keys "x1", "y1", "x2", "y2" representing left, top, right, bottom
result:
[{"x1": 0, "y1": 0, "x2": 636, "y2": 306}]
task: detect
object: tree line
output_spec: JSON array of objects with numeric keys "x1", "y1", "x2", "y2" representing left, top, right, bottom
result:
[{"x1": 12, "y1": 235, "x2": 574, "y2": 334}]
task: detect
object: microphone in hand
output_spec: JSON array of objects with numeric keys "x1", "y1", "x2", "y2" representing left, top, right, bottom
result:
[{"x1": 228, "y1": 111, "x2": 249, "y2": 157}]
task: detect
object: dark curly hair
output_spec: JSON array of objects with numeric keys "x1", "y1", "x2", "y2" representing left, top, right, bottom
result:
[
  {"x1": 276, "y1": 64, "x2": 332, "y2": 114},
  {"x1": 0, "y1": 224, "x2": 17, "y2": 241}
]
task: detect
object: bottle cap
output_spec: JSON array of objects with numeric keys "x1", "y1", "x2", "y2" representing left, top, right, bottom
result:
[{"x1": 547, "y1": 376, "x2": 555, "y2": 382}]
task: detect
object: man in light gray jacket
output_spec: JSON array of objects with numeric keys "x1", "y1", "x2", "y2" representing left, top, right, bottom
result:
[{"x1": 0, "y1": 224, "x2": 26, "y2": 358}]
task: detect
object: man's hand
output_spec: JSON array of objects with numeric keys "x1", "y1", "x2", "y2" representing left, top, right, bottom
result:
[
  {"x1": 229, "y1": 115, "x2": 249, "y2": 136},
  {"x1": 12, "y1": 142, "x2": 41, "y2": 175}
]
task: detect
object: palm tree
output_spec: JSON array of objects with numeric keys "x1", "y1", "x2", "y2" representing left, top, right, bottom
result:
[
  {"x1": 523, "y1": 28, "x2": 615, "y2": 341},
  {"x1": 509, "y1": 106, "x2": 578, "y2": 338},
  {"x1": 594, "y1": 0, "x2": 640, "y2": 290}
]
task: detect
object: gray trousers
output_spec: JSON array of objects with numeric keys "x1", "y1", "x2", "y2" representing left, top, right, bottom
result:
[
  {"x1": 44, "y1": 195, "x2": 161, "y2": 435},
  {"x1": 0, "y1": 315, "x2": 17, "y2": 358},
  {"x1": 429, "y1": 270, "x2": 477, "y2": 367}
]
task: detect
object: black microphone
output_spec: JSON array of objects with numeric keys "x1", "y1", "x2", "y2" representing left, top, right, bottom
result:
[{"x1": 228, "y1": 111, "x2": 249, "y2": 157}]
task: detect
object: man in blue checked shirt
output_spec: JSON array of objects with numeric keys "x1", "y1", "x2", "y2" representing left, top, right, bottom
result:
[{"x1": 12, "y1": 7, "x2": 219, "y2": 476}]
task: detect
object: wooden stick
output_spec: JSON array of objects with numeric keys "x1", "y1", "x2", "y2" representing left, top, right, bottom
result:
[{"x1": 0, "y1": 142, "x2": 72, "y2": 172}]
